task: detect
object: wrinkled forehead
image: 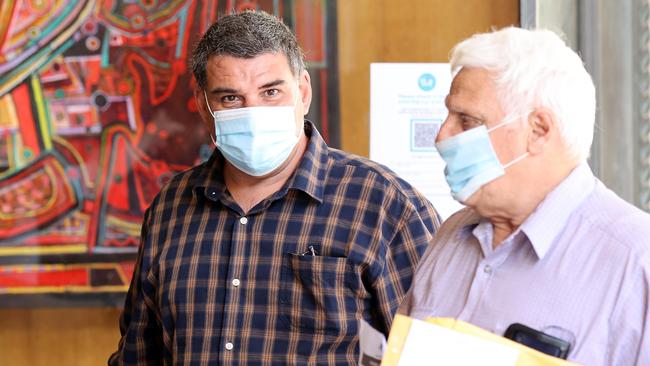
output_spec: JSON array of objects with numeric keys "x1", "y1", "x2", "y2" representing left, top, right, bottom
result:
[
  {"x1": 449, "y1": 69, "x2": 498, "y2": 103},
  {"x1": 446, "y1": 68, "x2": 506, "y2": 120},
  {"x1": 206, "y1": 52, "x2": 293, "y2": 75}
]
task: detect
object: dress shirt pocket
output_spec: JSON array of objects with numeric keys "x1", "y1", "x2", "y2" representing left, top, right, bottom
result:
[{"x1": 279, "y1": 253, "x2": 369, "y2": 336}]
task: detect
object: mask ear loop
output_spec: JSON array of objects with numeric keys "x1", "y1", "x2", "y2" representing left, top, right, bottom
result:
[
  {"x1": 290, "y1": 82, "x2": 304, "y2": 138},
  {"x1": 293, "y1": 82, "x2": 302, "y2": 107},
  {"x1": 487, "y1": 113, "x2": 524, "y2": 133},
  {"x1": 489, "y1": 112, "x2": 531, "y2": 169},
  {"x1": 503, "y1": 152, "x2": 529, "y2": 168},
  {"x1": 203, "y1": 91, "x2": 216, "y2": 118},
  {"x1": 204, "y1": 91, "x2": 218, "y2": 146}
]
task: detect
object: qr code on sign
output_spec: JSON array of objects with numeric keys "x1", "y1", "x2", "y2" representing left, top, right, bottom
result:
[{"x1": 411, "y1": 119, "x2": 440, "y2": 151}]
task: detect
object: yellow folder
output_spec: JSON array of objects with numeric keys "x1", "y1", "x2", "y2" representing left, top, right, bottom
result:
[{"x1": 381, "y1": 314, "x2": 580, "y2": 366}]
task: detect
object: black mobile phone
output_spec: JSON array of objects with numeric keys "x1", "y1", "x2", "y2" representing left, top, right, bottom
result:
[{"x1": 503, "y1": 323, "x2": 571, "y2": 359}]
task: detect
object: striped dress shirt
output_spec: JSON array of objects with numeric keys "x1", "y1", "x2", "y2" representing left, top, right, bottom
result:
[
  {"x1": 399, "y1": 163, "x2": 650, "y2": 365},
  {"x1": 109, "y1": 122, "x2": 440, "y2": 365}
]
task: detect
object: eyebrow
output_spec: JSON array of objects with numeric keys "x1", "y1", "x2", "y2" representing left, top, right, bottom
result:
[
  {"x1": 209, "y1": 87, "x2": 238, "y2": 94},
  {"x1": 260, "y1": 79, "x2": 285, "y2": 89},
  {"x1": 446, "y1": 99, "x2": 485, "y2": 121},
  {"x1": 208, "y1": 79, "x2": 286, "y2": 95}
]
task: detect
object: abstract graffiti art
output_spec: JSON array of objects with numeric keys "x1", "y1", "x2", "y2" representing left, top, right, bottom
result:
[{"x1": 0, "y1": 0, "x2": 339, "y2": 306}]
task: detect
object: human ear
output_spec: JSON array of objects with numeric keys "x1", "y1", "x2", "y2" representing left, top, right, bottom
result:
[
  {"x1": 193, "y1": 86, "x2": 215, "y2": 136},
  {"x1": 298, "y1": 70, "x2": 313, "y2": 115},
  {"x1": 527, "y1": 107, "x2": 555, "y2": 155}
]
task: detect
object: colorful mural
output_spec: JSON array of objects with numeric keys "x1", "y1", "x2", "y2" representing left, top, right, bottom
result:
[{"x1": 0, "y1": 0, "x2": 338, "y2": 306}]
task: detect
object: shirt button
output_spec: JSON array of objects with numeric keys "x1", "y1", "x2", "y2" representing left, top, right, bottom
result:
[
  {"x1": 484, "y1": 265, "x2": 493, "y2": 274},
  {"x1": 232, "y1": 278, "x2": 240, "y2": 287},
  {"x1": 225, "y1": 342, "x2": 234, "y2": 351},
  {"x1": 240, "y1": 217, "x2": 248, "y2": 225}
]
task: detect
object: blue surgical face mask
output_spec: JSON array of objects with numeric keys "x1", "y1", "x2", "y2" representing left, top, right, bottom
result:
[
  {"x1": 435, "y1": 114, "x2": 529, "y2": 203},
  {"x1": 204, "y1": 91, "x2": 300, "y2": 177}
]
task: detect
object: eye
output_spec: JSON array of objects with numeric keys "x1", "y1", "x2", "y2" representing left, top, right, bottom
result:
[
  {"x1": 264, "y1": 88, "x2": 279, "y2": 97},
  {"x1": 221, "y1": 95, "x2": 239, "y2": 103},
  {"x1": 460, "y1": 114, "x2": 482, "y2": 130}
]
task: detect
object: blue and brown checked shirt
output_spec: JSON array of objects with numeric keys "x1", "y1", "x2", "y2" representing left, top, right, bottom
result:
[{"x1": 109, "y1": 122, "x2": 441, "y2": 365}]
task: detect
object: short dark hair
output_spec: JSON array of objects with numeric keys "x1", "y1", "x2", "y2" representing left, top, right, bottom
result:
[{"x1": 191, "y1": 10, "x2": 305, "y2": 89}]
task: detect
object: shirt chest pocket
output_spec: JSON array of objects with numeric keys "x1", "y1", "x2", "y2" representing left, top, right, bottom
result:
[{"x1": 279, "y1": 253, "x2": 370, "y2": 336}]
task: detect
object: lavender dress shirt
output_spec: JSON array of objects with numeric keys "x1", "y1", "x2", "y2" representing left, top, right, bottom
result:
[{"x1": 399, "y1": 163, "x2": 650, "y2": 365}]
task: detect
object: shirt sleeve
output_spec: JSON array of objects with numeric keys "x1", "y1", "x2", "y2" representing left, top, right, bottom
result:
[
  {"x1": 607, "y1": 254, "x2": 650, "y2": 366},
  {"x1": 368, "y1": 200, "x2": 439, "y2": 336},
  {"x1": 108, "y1": 209, "x2": 165, "y2": 366}
]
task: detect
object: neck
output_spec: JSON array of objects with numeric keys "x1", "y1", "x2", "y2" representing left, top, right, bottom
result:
[
  {"x1": 224, "y1": 133, "x2": 308, "y2": 213},
  {"x1": 487, "y1": 157, "x2": 580, "y2": 248}
]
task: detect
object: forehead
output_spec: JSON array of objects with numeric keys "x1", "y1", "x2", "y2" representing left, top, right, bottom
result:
[
  {"x1": 446, "y1": 68, "x2": 501, "y2": 112},
  {"x1": 205, "y1": 52, "x2": 293, "y2": 88}
]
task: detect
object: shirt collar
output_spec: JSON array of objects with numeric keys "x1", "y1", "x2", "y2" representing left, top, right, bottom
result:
[
  {"x1": 189, "y1": 144, "x2": 227, "y2": 201},
  {"x1": 520, "y1": 162, "x2": 597, "y2": 259},
  {"x1": 282, "y1": 121, "x2": 327, "y2": 203},
  {"x1": 462, "y1": 162, "x2": 597, "y2": 259},
  {"x1": 191, "y1": 121, "x2": 327, "y2": 204}
]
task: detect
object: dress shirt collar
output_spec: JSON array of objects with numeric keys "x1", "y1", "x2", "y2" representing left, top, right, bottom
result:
[
  {"x1": 519, "y1": 162, "x2": 596, "y2": 259},
  {"x1": 464, "y1": 162, "x2": 597, "y2": 260}
]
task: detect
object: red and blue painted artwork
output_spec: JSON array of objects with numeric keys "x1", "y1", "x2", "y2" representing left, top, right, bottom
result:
[{"x1": 0, "y1": 0, "x2": 338, "y2": 306}]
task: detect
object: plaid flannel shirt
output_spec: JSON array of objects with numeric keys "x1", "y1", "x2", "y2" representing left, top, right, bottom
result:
[{"x1": 109, "y1": 122, "x2": 440, "y2": 365}]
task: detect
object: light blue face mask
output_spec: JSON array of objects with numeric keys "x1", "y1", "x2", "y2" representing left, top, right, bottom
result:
[
  {"x1": 435, "y1": 115, "x2": 529, "y2": 202},
  {"x1": 204, "y1": 91, "x2": 300, "y2": 177}
]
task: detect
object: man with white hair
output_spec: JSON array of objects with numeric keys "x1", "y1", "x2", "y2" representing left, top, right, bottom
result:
[{"x1": 398, "y1": 27, "x2": 650, "y2": 365}]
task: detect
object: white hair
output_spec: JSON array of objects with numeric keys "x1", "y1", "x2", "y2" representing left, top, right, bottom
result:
[{"x1": 450, "y1": 27, "x2": 596, "y2": 161}]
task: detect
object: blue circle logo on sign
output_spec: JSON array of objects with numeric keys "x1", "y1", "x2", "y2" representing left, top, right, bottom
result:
[{"x1": 418, "y1": 73, "x2": 436, "y2": 91}]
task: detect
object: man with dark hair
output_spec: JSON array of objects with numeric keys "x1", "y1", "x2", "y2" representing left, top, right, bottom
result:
[{"x1": 109, "y1": 10, "x2": 440, "y2": 365}]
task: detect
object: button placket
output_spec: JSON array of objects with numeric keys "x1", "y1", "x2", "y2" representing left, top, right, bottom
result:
[
  {"x1": 221, "y1": 214, "x2": 248, "y2": 358},
  {"x1": 457, "y1": 260, "x2": 495, "y2": 320},
  {"x1": 483, "y1": 264, "x2": 493, "y2": 274}
]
